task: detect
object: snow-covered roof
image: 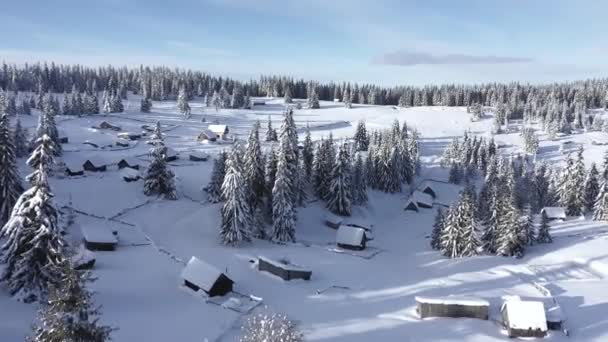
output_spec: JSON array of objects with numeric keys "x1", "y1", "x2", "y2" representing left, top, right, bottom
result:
[
  {"x1": 502, "y1": 300, "x2": 548, "y2": 332},
  {"x1": 325, "y1": 213, "x2": 344, "y2": 225},
  {"x1": 342, "y1": 218, "x2": 373, "y2": 231},
  {"x1": 121, "y1": 167, "x2": 140, "y2": 179},
  {"x1": 336, "y1": 226, "x2": 365, "y2": 246},
  {"x1": 72, "y1": 244, "x2": 95, "y2": 265},
  {"x1": 541, "y1": 207, "x2": 566, "y2": 219},
  {"x1": 119, "y1": 157, "x2": 139, "y2": 165},
  {"x1": 84, "y1": 155, "x2": 108, "y2": 167},
  {"x1": 166, "y1": 147, "x2": 178, "y2": 157},
  {"x1": 415, "y1": 296, "x2": 490, "y2": 306},
  {"x1": 258, "y1": 256, "x2": 308, "y2": 271},
  {"x1": 181, "y1": 256, "x2": 223, "y2": 292},
  {"x1": 208, "y1": 125, "x2": 228, "y2": 134},
  {"x1": 64, "y1": 159, "x2": 84, "y2": 171},
  {"x1": 117, "y1": 131, "x2": 141, "y2": 137},
  {"x1": 81, "y1": 225, "x2": 117, "y2": 244},
  {"x1": 404, "y1": 199, "x2": 419, "y2": 210},
  {"x1": 418, "y1": 180, "x2": 463, "y2": 206},
  {"x1": 189, "y1": 151, "x2": 209, "y2": 159},
  {"x1": 198, "y1": 128, "x2": 217, "y2": 138},
  {"x1": 411, "y1": 190, "x2": 434, "y2": 207}
]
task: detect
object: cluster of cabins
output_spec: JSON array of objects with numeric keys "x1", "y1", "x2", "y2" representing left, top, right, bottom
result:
[{"x1": 416, "y1": 295, "x2": 564, "y2": 338}]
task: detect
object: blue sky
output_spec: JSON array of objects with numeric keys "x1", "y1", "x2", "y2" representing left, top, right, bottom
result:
[{"x1": 2, "y1": 0, "x2": 608, "y2": 85}]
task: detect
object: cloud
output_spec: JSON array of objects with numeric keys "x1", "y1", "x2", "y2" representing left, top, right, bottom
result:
[{"x1": 372, "y1": 50, "x2": 533, "y2": 66}]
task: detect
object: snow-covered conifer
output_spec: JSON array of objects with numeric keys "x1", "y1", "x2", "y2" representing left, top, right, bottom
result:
[
  {"x1": 302, "y1": 125, "x2": 314, "y2": 178},
  {"x1": 351, "y1": 153, "x2": 368, "y2": 206},
  {"x1": 430, "y1": 208, "x2": 444, "y2": 250},
  {"x1": 353, "y1": 120, "x2": 369, "y2": 152},
  {"x1": 207, "y1": 151, "x2": 227, "y2": 203},
  {"x1": 220, "y1": 147, "x2": 252, "y2": 246},
  {"x1": 584, "y1": 163, "x2": 600, "y2": 213},
  {"x1": 244, "y1": 121, "x2": 265, "y2": 210},
  {"x1": 265, "y1": 116, "x2": 277, "y2": 142},
  {"x1": 327, "y1": 144, "x2": 352, "y2": 216},
  {"x1": 143, "y1": 127, "x2": 176, "y2": 200},
  {"x1": 12, "y1": 116, "x2": 28, "y2": 158},
  {"x1": 271, "y1": 147, "x2": 297, "y2": 243},
  {"x1": 0, "y1": 114, "x2": 23, "y2": 227},
  {"x1": 536, "y1": 210, "x2": 553, "y2": 243}
]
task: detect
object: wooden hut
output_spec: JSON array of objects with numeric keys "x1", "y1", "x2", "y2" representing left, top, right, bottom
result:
[
  {"x1": 197, "y1": 128, "x2": 218, "y2": 142},
  {"x1": 501, "y1": 300, "x2": 548, "y2": 338},
  {"x1": 65, "y1": 161, "x2": 85, "y2": 176},
  {"x1": 540, "y1": 207, "x2": 566, "y2": 222},
  {"x1": 258, "y1": 256, "x2": 312, "y2": 281},
  {"x1": 121, "y1": 167, "x2": 141, "y2": 182},
  {"x1": 416, "y1": 296, "x2": 490, "y2": 320},
  {"x1": 180, "y1": 257, "x2": 234, "y2": 297},
  {"x1": 117, "y1": 132, "x2": 142, "y2": 141},
  {"x1": 324, "y1": 213, "x2": 343, "y2": 229},
  {"x1": 336, "y1": 226, "x2": 366, "y2": 250},
  {"x1": 99, "y1": 121, "x2": 121, "y2": 131},
  {"x1": 165, "y1": 147, "x2": 179, "y2": 162},
  {"x1": 83, "y1": 157, "x2": 107, "y2": 172},
  {"x1": 404, "y1": 198, "x2": 420, "y2": 212},
  {"x1": 342, "y1": 218, "x2": 374, "y2": 241},
  {"x1": 207, "y1": 125, "x2": 229, "y2": 140},
  {"x1": 405, "y1": 191, "x2": 434, "y2": 211},
  {"x1": 189, "y1": 151, "x2": 209, "y2": 162},
  {"x1": 81, "y1": 225, "x2": 118, "y2": 251},
  {"x1": 118, "y1": 158, "x2": 140, "y2": 170}
]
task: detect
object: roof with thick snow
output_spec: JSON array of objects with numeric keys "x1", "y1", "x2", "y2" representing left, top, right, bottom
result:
[
  {"x1": 84, "y1": 155, "x2": 108, "y2": 167},
  {"x1": 181, "y1": 256, "x2": 223, "y2": 292},
  {"x1": 207, "y1": 125, "x2": 228, "y2": 134},
  {"x1": 411, "y1": 190, "x2": 434, "y2": 207},
  {"x1": 189, "y1": 151, "x2": 209, "y2": 159},
  {"x1": 336, "y1": 225, "x2": 365, "y2": 246},
  {"x1": 342, "y1": 218, "x2": 373, "y2": 231},
  {"x1": 502, "y1": 300, "x2": 548, "y2": 332},
  {"x1": 120, "y1": 167, "x2": 140, "y2": 179},
  {"x1": 415, "y1": 296, "x2": 490, "y2": 306},
  {"x1": 324, "y1": 213, "x2": 344, "y2": 225},
  {"x1": 541, "y1": 207, "x2": 567, "y2": 219},
  {"x1": 81, "y1": 225, "x2": 118, "y2": 244},
  {"x1": 165, "y1": 147, "x2": 178, "y2": 157},
  {"x1": 418, "y1": 180, "x2": 463, "y2": 206}
]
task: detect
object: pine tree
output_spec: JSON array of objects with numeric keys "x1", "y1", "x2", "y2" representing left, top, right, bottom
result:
[
  {"x1": 271, "y1": 147, "x2": 296, "y2": 243},
  {"x1": 0, "y1": 163, "x2": 65, "y2": 302},
  {"x1": 593, "y1": 180, "x2": 608, "y2": 221},
  {"x1": 495, "y1": 188, "x2": 526, "y2": 257},
  {"x1": 143, "y1": 126, "x2": 176, "y2": 200},
  {"x1": 302, "y1": 125, "x2": 314, "y2": 178},
  {"x1": 448, "y1": 162, "x2": 463, "y2": 184},
  {"x1": 220, "y1": 147, "x2": 252, "y2": 246},
  {"x1": 327, "y1": 144, "x2": 352, "y2": 216},
  {"x1": 19, "y1": 99, "x2": 31, "y2": 115},
  {"x1": 351, "y1": 153, "x2": 368, "y2": 206},
  {"x1": 584, "y1": 163, "x2": 600, "y2": 213},
  {"x1": 430, "y1": 208, "x2": 444, "y2": 250},
  {"x1": 29, "y1": 260, "x2": 114, "y2": 341},
  {"x1": 12, "y1": 116, "x2": 29, "y2": 158},
  {"x1": 140, "y1": 98, "x2": 152, "y2": 113},
  {"x1": 206, "y1": 151, "x2": 227, "y2": 203},
  {"x1": 265, "y1": 116, "x2": 277, "y2": 142},
  {"x1": 26, "y1": 135, "x2": 56, "y2": 186},
  {"x1": 283, "y1": 86, "x2": 292, "y2": 104},
  {"x1": 440, "y1": 206, "x2": 460, "y2": 258},
  {"x1": 61, "y1": 93, "x2": 71, "y2": 115},
  {"x1": 563, "y1": 149, "x2": 586, "y2": 216},
  {"x1": 353, "y1": 120, "x2": 369, "y2": 151},
  {"x1": 308, "y1": 88, "x2": 320, "y2": 109},
  {"x1": 177, "y1": 85, "x2": 191, "y2": 119},
  {"x1": 536, "y1": 210, "x2": 553, "y2": 243},
  {"x1": 0, "y1": 114, "x2": 23, "y2": 227},
  {"x1": 522, "y1": 204, "x2": 536, "y2": 245},
  {"x1": 264, "y1": 148, "x2": 278, "y2": 219},
  {"x1": 243, "y1": 122, "x2": 266, "y2": 239}
]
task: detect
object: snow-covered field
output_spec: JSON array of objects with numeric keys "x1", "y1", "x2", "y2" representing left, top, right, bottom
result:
[{"x1": 2, "y1": 96, "x2": 608, "y2": 341}]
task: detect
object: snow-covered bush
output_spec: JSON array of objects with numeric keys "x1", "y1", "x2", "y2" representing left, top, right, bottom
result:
[{"x1": 240, "y1": 311, "x2": 302, "y2": 342}]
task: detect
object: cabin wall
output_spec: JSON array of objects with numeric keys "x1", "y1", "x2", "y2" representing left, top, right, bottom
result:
[{"x1": 417, "y1": 302, "x2": 489, "y2": 320}]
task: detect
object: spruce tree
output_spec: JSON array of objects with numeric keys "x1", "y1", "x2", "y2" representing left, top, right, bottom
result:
[
  {"x1": 536, "y1": 210, "x2": 553, "y2": 243},
  {"x1": 351, "y1": 153, "x2": 368, "y2": 206},
  {"x1": 448, "y1": 162, "x2": 463, "y2": 184},
  {"x1": 265, "y1": 116, "x2": 277, "y2": 142},
  {"x1": 430, "y1": 208, "x2": 444, "y2": 250},
  {"x1": 302, "y1": 125, "x2": 314, "y2": 178},
  {"x1": 440, "y1": 206, "x2": 460, "y2": 258},
  {"x1": 271, "y1": 147, "x2": 297, "y2": 243},
  {"x1": 143, "y1": 128, "x2": 177, "y2": 200},
  {"x1": 593, "y1": 181, "x2": 608, "y2": 221},
  {"x1": 244, "y1": 121, "x2": 265, "y2": 209},
  {"x1": 220, "y1": 147, "x2": 252, "y2": 246},
  {"x1": 140, "y1": 98, "x2": 152, "y2": 113},
  {"x1": 206, "y1": 151, "x2": 227, "y2": 203},
  {"x1": 584, "y1": 163, "x2": 600, "y2": 213},
  {"x1": 177, "y1": 85, "x2": 191, "y2": 119},
  {"x1": 29, "y1": 260, "x2": 114, "y2": 341},
  {"x1": 13, "y1": 116, "x2": 29, "y2": 158},
  {"x1": 353, "y1": 120, "x2": 369, "y2": 151},
  {"x1": 264, "y1": 148, "x2": 278, "y2": 219},
  {"x1": 327, "y1": 144, "x2": 352, "y2": 216},
  {"x1": 0, "y1": 114, "x2": 23, "y2": 227},
  {"x1": 283, "y1": 86, "x2": 292, "y2": 104},
  {"x1": 26, "y1": 135, "x2": 56, "y2": 186},
  {"x1": 0, "y1": 163, "x2": 65, "y2": 302},
  {"x1": 308, "y1": 88, "x2": 320, "y2": 109}
]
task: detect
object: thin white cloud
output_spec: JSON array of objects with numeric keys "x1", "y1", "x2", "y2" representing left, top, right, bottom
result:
[{"x1": 372, "y1": 50, "x2": 533, "y2": 66}]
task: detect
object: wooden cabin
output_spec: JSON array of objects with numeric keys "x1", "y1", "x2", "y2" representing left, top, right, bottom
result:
[
  {"x1": 501, "y1": 299, "x2": 548, "y2": 338},
  {"x1": 99, "y1": 121, "x2": 121, "y2": 131},
  {"x1": 117, "y1": 132, "x2": 142, "y2": 141},
  {"x1": 324, "y1": 213, "x2": 343, "y2": 229},
  {"x1": 342, "y1": 218, "x2": 374, "y2": 241},
  {"x1": 197, "y1": 128, "x2": 218, "y2": 142},
  {"x1": 118, "y1": 158, "x2": 140, "y2": 170},
  {"x1": 121, "y1": 167, "x2": 141, "y2": 182},
  {"x1": 207, "y1": 125, "x2": 229, "y2": 140},
  {"x1": 65, "y1": 161, "x2": 85, "y2": 176},
  {"x1": 180, "y1": 257, "x2": 234, "y2": 297},
  {"x1": 416, "y1": 296, "x2": 489, "y2": 320},
  {"x1": 336, "y1": 226, "x2": 366, "y2": 250},
  {"x1": 540, "y1": 207, "x2": 567, "y2": 221},
  {"x1": 81, "y1": 225, "x2": 118, "y2": 251},
  {"x1": 83, "y1": 157, "x2": 107, "y2": 172},
  {"x1": 258, "y1": 256, "x2": 312, "y2": 281}
]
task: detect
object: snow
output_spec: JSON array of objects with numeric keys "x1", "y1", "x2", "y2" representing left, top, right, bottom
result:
[
  {"x1": 166, "y1": 147, "x2": 178, "y2": 158},
  {"x1": 417, "y1": 180, "x2": 463, "y2": 206},
  {"x1": 189, "y1": 150, "x2": 209, "y2": 160},
  {"x1": 258, "y1": 256, "x2": 309, "y2": 272},
  {"x1": 4, "y1": 97, "x2": 608, "y2": 342},
  {"x1": 336, "y1": 225, "x2": 365, "y2": 247},
  {"x1": 84, "y1": 154, "x2": 109, "y2": 167},
  {"x1": 541, "y1": 207, "x2": 567, "y2": 219},
  {"x1": 416, "y1": 296, "x2": 490, "y2": 307},
  {"x1": 180, "y1": 256, "x2": 225, "y2": 293},
  {"x1": 81, "y1": 225, "x2": 118, "y2": 244},
  {"x1": 120, "y1": 167, "x2": 140, "y2": 180},
  {"x1": 502, "y1": 300, "x2": 548, "y2": 332},
  {"x1": 208, "y1": 124, "x2": 228, "y2": 134}
]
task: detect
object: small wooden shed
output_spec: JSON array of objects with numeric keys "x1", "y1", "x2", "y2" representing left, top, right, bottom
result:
[
  {"x1": 208, "y1": 125, "x2": 229, "y2": 140},
  {"x1": 258, "y1": 256, "x2": 312, "y2": 281},
  {"x1": 324, "y1": 213, "x2": 343, "y2": 229},
  {"x1": 121, "y1": 167, "x2": 141, "y2": 182},
  {"x1": 117, "y1": 132, "x2": 142, "y2": 141},
  {"x1": 540, "y1": 207, "x2": 566, "y2": 221},
  {"x1": 81, "y1": 225, "x2": 118, "y2": 251},
  {"x1": 165, "y1": 147, "x2": 179, "y2": 162},
  {"x1": 342, "y1": 218, "x2": 374, "y2": 241},
  {"x1": 197, "y1": 128, "x2": 218, "y2": 142},
  {"x1": 99, "y1": 121, "x2": 121, "y2": 131},
  {"x1": 83, "y1": 157, "x2": 107, "y2": 172},
  {"x1": 118, "y1": 158, "x2": 140, "y2": 170},
  {"x1": 189, "y1": 151, "x2": 209, "y2": 162},
  {"x1": 405, "y1": 191, "x2": 434, "y2": 211},
  {"x1": 65, "y1": 161, "x2": 84, "y2": 176},
  {"x1": 181, "y1": 256, "x2": 234, "y2": 297},
  {"x1": 501, "y1": 300, "x2": 548, "y2": 338},
  {"x1": 336, "y1": 225, "x2": 366, "y2": 250},
  {"x1": 416, "y1": 296, "x2": 490, "y2": 320}
]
